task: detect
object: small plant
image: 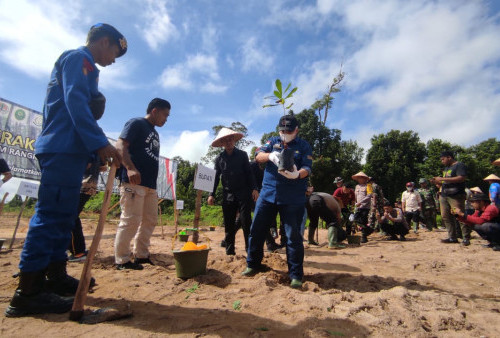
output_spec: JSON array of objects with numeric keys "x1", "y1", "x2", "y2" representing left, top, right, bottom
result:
[
  {"x1": 232, "y1": 300, "x2": 242, "y2": 311},
  {"x1": 263, "y1": 79, "x2": 297, "y2": 114},
  {"x1": 185, "y1": 282, "x2": 199, "y2": 299}
]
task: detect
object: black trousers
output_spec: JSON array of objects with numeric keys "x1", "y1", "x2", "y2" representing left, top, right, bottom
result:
[
  {"x1": 380, "y1": 221, "x2": 409, "y2": 238},
  {"x1": 473, "y1": 222, "x2": 500, "y2": 244},
  {"x1": 68, "y1": 193, "x2": 91, "y2": 256},
  {"x1": 222, "y1": 197, "x2": 253, "y2": 254}
]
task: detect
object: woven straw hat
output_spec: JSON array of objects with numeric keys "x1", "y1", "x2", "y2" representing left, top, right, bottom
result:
[
  {"x1": 484, "y1": 174, "x2": 500, "y2": 181},
  {"x1": 469, "y1": 186, "x2": 483, "y2": 194},
  {"x1": 211, "y1": 128, "x2": 243, "y2": 147},
  {"x1": 351, "y1": 171, "x2": 369, "y2": 180},
  {"x1": 492, "y1": 158, "x2": 500, "y2": 166}
]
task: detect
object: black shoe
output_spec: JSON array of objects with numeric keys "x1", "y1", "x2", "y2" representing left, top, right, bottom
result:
[
  {"x1": 308, "y1": 240, "x2": 319, "y2": 246},
  {"x1": 220, "y1": 240, "x2": 226, "y2": 248},
  {"x1": 399, "y1": 235, "x2": 406, "y2": 241},
  {"x1": 5, "y1": 290, "x2": 74, "y2": 317},
  {"x1": 462, "y1": 239, "x2": 471, "y2": 246},
  {"x1": 441, "y1": 238, "x2": 459, "y2": 244},
  {"x1": 361, "y1": 236, "x2": 368, "y2": 243},
  {"x1": 116, "y1": 261, "x2": 144, "y2": 270},
  {"x1": 134, "y1": 257, "x2": 155, "y2": 265},
  {"x1": 492, "y1": 245, "x2": 500, "y2": 251},
  {"x1": 482, "y1": 243, "x2": 493, "y2": 248}
]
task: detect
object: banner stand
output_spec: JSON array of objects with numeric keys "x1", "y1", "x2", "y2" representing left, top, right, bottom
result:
[{"x1": 9, "y1": 196, "x2": 29, "y2": 250}]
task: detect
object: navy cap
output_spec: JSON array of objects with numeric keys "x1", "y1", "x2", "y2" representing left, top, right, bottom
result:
[
  {"x1": 89, "y1": 23, "x2": 127, "y2": 57},
  {"x1": 278, "y1": 115, "x2": 298, "y2": 132}
]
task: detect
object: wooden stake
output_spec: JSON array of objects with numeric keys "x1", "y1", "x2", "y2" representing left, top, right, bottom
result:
[
  {"x1": 174, "y1": 199, "x2": 178, "y2": 235},
  {"x1": 70, "y1": 165, "x2": 117, "y2": 321},
  {"x1": 0, "y1": 192, "x2": 9, "y2": 215},
  {"x1": 9, "y1": 196, "x2": 29, "y2": 250},
  {"x1": 192, "y1": 190, "x2": 202, "y2": 243}
]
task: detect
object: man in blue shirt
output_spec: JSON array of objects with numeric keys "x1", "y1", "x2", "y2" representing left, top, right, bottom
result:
[
  {"x1": 242, "y1": 114, "x2": 312, "y2": 289},
  {"x1": 6, "y1": 23, "x2": 126, "y2": 318}
]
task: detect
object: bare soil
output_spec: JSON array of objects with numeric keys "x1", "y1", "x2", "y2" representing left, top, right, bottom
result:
[{"x1": 0, "y1": 213, "x2": 499, "y2": 337}]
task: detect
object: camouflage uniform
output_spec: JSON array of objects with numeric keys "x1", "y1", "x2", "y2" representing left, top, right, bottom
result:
[
  {"x1": 418, "y1": 184, "x2": 438, "y2": 230},
  {"x1": 368, "y1": 182, "x2": 385, "y2": 230}
]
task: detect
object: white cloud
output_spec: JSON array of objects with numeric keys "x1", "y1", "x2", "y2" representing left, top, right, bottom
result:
[
  {"x1": 162, "y1": 130, "x2": 211, "y2": 163},
  {"x1": 285, "y1": 0, "x2": 500, "y2": 147},
  {"x1": 240, "y1": 37, "x2": 275, "y2": 73},
  {"x1": 136, "y1": 0, "x2": 177, "y2": 51},
  {"x1": 0, "y1": 0, "x2": 83, "y2": 78},
  {"x1": 158, "y1": 53, "x2": 227, "y2": 93}
]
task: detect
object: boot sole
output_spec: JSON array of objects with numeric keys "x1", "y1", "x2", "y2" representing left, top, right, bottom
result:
[{"x1": 5, "y1": 303, "x2": 72, "y2": 317}]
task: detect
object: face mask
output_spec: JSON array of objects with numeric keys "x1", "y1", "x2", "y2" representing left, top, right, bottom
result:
[
  {"x1": 406, "y1": 187, "x2": 413, "y2": 192},
  {"x1": 279, "y1": 131, "x2": 296, "y2": 143}
]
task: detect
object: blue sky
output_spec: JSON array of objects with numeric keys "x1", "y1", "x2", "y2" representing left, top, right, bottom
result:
[{"x1": 1, "y1": 0, "x2": 500, "y2": 166}]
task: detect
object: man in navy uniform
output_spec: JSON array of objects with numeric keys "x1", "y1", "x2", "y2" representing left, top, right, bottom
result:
[
  {"x1": 6, "y1": 23, "x2": 126, "y2": 317},
  {"x1": 242, "y1": 114, "x2": 312, "y2": 289}
]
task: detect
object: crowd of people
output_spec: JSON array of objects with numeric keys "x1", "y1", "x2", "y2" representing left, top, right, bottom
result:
[{"x1": 3, "y1": 21, "x2": 499, "y2": 320}]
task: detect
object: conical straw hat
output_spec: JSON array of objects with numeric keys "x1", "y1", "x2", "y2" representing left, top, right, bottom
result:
[
  {"x1": 469, "y1": 186, "x2": 483, "y2": 194},
  {"x1": 492, "y1": 158, "x2": 500, "y2": 166},
  {"x1": 351, "y1": 171, "x2": 369, "y2": 180},
  {"x1": 211, "y1": 128, "x2": 243, "y2": 147},
  {"x1": 483, "y1": 174, "x2": 500, "y2": 181}
]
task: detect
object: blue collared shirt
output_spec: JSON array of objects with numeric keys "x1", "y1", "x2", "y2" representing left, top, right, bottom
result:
[
  {"x1": 256, "y1": 135, "x2": 312, "y2": 205},
  {"x1": 36, "y1": 46, "x2": 108, "y2": 155}
]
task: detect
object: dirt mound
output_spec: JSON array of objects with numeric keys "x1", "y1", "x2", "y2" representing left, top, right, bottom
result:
[{"x1": 0, "y1": 216, "x2": 499, "y2": 337}]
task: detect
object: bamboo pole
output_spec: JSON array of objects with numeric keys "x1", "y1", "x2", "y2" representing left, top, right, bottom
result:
[{"x1": 9, "y1": 196, "x2": 29, "y2": 250}]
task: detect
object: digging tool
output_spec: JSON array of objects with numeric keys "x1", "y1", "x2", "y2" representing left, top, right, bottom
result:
[{"x1": 69, "y1": 164, "x2": 131, "y2": 322}]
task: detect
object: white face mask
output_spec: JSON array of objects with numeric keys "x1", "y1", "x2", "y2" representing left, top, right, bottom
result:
[
  {"x1": 406, "y1": 187, "x2": 413, "y2": 192},
  {"x1": 279, "y1": 131, "x2": 296, "y2": 143}
]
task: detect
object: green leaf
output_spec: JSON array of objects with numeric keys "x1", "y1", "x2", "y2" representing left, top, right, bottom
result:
[
  {"x1": 273, "y1": 90, "x2": 281, "y2": 99},
  {"x1": 255, "y1": 327, "x2": 269, "y2": 331},
  {"x1": 262, "y1": 104, "x2": 278, "y2": 108},
  {"x1": 232, "y1": 300, "x2": 242, "y2": 311},
  {"x1": 275, "y1": 79, "x2": 282, "y2": 94},
  {"x1": 284, "y1": 82, "x2": 291, "y2": 94},
  {"x1": 285, "y1": 87, "x2": 298, "y2": 99},
  {"x1": 285, "y1": 103, "x2": 294, "y2": 109},
  {"x1": 326, "y1": 330, "x2": 345, "y2": 336}
]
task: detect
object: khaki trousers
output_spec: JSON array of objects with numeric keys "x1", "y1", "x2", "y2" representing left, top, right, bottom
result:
[
  {"x1": 114, "y1": 183, "x2": 158, "y2": 264},
  {"x1": 439, "y1": 194, "x2": 470, "y2": 240}
]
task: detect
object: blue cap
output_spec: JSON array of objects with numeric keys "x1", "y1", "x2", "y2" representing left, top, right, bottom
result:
[{"x1": 90, "y1": 23, "x2": 127, "y2": 57}]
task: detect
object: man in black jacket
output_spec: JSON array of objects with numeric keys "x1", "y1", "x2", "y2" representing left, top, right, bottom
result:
[{"x1": 208, "y1": 128, "x2": 258, "y2": 255}]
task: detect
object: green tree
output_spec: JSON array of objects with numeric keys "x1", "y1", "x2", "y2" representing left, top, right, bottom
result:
[
  {"x1": 364, "y1": 130, "x2": 426, "y2": 202},
  {"x1": 464, "y1": 138, "x2": 500, "y2": 191}
]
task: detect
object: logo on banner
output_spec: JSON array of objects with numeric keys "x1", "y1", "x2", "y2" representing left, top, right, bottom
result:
[
  {"x1": 32, "y1": 115, "x2": 43, "y2": 126},
  {"x1": 14, "y1": 109, "x2": 26, "y2": 121}
]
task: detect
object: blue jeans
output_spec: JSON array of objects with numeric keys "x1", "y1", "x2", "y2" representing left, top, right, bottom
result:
[
  {"x1": 247, "y1": 198, "x2": 305, "y2": 280},
  {"x1": 19, "y1": 153, "x2": 88, "y2": 272}
]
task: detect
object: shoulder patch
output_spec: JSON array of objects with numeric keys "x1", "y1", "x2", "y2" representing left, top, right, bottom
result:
[{"x1": 82, "y1": 58, "x2": 94, "y2": 76}]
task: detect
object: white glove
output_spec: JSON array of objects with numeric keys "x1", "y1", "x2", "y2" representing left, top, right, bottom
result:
[
  {"x1": 268, "y1": 152, "x2": 280, "y2": 167},
  {"x1": 279, "y1": 165, "x2": 299, "y2": 179}
]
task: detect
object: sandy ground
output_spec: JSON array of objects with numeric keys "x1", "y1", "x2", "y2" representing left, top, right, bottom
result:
[{"x1": 0, "y1": 213, "x2": 499, "y2": 337}]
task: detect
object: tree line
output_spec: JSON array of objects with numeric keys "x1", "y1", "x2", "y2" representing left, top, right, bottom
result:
[{"x1": 170, "y1": 111, "x2": 500, "y2": 210}]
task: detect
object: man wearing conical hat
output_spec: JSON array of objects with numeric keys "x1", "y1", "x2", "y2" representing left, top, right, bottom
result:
[
  {"x1": 484, "y1": 174, "x2": 500, "y2": 207},
  {"x1": 351, "y1": 171, "x2": 374, "y2": 243},
  {"x1": 208, "y1": 128, "x2": 259, "y2": 255}
]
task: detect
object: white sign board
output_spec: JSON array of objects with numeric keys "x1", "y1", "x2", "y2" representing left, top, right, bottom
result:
[
  {"x1": 176, "y1": 200, "x2": 184, "y2": 210},
  {"x1": 17, "y1": 180, "x2": 39, "y2": 198},
  {"x1": 193, "y1": 164, "x2": 216, "y2": 193}
]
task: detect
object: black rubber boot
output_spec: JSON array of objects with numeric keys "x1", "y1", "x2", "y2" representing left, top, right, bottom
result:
[
  {"x1": 5, "y1": 270, "x2": 74, "y2": 317},
  {"x1": 45, "y1": 260, "x2": 95, "y2": 297}
]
